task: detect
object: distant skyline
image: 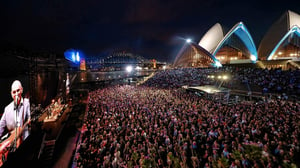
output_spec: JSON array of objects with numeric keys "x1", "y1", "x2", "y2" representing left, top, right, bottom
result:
[{"x1": 1, "y1": 0, "x2": 300, "y2": 62}]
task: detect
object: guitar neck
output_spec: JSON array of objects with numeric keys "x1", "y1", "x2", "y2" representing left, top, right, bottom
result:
[
  {"x1": 12, "y1": 119, "x2": 30, "y2": 136},
  {"x1": 21, "y1": 119, "x2": 30, "y2": 130}
]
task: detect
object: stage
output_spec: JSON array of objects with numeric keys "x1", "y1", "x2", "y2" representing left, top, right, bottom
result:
[
  {"x1": 38, "y1": 103, "x2": 71, "y2": 140},
  {"x1": 183, "y1": 85, "x2": 230, "y2": 103},
  {"x1": 183, "y1": 85, "x2": 230, "y2": 94}
]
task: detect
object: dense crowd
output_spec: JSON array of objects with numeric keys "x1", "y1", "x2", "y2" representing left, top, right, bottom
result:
[
  {"x1": 234, "y1": 68, "x2": 300, "y2": 95},
  {"x1": 143, "y1": 67, "x2": 300, "y2": 97},
  {"x1": 74, "y1": 83, "x2": 299, "y2": 167},
  {"x1": 142, "y1": 68, "x2": 215, "y2": 88}
]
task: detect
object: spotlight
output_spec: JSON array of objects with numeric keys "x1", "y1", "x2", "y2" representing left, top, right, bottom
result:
[{"x1": 126, "y1": 66, "x2": 133, "y2": 73}]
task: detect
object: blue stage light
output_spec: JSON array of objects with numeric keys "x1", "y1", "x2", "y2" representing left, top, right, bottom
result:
[{"x1": 64, "y1": 49, "x2": 83, "y2": 64}]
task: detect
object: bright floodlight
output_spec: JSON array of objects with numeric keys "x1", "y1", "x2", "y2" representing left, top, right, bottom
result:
[
  {"x1": 215, "y1": 61, "x2": 222, "y2": 67},
  {"x1": 126, "y1": 65, "x2": 133, "y2": 73},
  {"x1": 186, "y1": 38, "x2": 192, "y2": 43},
  {"x1": 250, "y1": 54, "x2": 257, "y2": 62},
  {"x1": 222, "y1": 75, "x2": 228, "y2": 80}
]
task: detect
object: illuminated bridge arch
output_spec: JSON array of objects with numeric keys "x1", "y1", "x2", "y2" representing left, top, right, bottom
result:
[
  {"x1": 212, "y1": 22, "x2": 258, "y2": 62},
  {"x1": 86, "y1": 51, "x2": 152, "y2": 70},
  {"x1": 103, "y1": 52, "x2": 147, "y2": 64}
]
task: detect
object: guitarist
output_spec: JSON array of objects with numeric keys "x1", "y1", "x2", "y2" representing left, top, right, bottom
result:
[{"x1": 0, "y1": 80, "x2": 31, "y2": 151}]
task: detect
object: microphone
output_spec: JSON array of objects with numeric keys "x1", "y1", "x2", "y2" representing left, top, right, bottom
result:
[{"x1": 14, "y1": 95, "x2": 19, "y2": 108}]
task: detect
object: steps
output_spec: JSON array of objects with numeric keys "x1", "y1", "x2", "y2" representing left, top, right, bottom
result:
[
  {"x1": 38, "y1": 138, "x2": 56, "y2": 168},
  {"x1": 256, "y1": 61, "x2": 266, "y2": 69},
  {"x1": 287, "y1": 60, "x2": 300, "y2": 69}
]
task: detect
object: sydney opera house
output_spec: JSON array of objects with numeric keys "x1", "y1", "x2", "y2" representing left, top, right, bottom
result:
[{"x1": 174, "y1": 10, "x2": 300, "y2": 70}]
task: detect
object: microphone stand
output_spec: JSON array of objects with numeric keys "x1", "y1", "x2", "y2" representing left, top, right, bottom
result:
[{"x1": 12, "y1": 100, "x2": 19, "y2": 152}]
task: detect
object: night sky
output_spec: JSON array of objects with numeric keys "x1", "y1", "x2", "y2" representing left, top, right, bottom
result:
[{"x1": 1, "y1": 0, "x2": 300, "y2": 62}]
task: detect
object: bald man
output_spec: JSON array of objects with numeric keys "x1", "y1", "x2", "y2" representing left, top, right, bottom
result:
[{"x1": 0, "y1": 80, "x2": 31, "y2": 144}]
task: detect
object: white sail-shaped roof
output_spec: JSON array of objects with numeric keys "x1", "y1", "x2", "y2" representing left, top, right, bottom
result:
[
  {"x1": 173, "y1": 42, "x2": 220, "y2": 67},
  {"x1": 198, "y1": 23, "x2": 225, "y2": 53},
  {"x1": 258, "y1": 10, "x2": 300, "y2": 60},
  {"x1": 212, "y1": 22, "x2": 258, "y2": 62}
]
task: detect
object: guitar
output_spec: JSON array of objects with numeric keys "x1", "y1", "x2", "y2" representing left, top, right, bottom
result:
[{"x1": 0, "y1": 119, "x2": 30, "y2": 166}]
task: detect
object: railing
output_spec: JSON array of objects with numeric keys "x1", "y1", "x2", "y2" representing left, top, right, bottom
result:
[
  {"x1": 37, "y1": 133, "x2": 47, "y2": 159},
  {"x1": 71, "y1": 95, "x2": 90, "y2": 168},
  {"x1": 287, "y1": 60, "x2": 300, "y2": 69}
]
